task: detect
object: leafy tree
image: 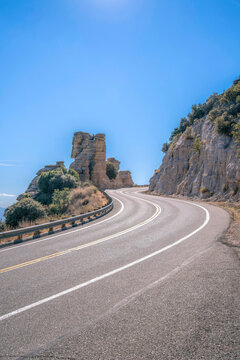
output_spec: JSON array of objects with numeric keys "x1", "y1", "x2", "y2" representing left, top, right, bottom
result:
[
  {"x1": 179, "y1": 117, "x2": 189, "y2": 132},
  {"x1": 106, "y1": 163, "x2": 117, "y2": 180},
  {"x1": 38, "y1": 170, "x2": 56, "y2": 194},
  {"x1": 161, "y1": 142, "x2": 169, "y2": 153},
  {"x1": 5, "y1": 198, "x2": 46, "y2": 228},
  {"x1": 49, "y1": 173, "x2": 78, "y2": 193},
  {"x1": 38, "y1": 169, "x2": 78, "y2": 195},
  {"x1": 169, "y1": 127, "x2": 181, "y2": 141}
]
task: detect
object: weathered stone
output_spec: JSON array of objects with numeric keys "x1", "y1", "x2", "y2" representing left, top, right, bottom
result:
[
  {"x1": 107, "y1": 158, "x2": 120, "y2": 172},
  {"x1": 70, "y1": 131, "x2": 133, "y2": 189},
  {"x1": 149, "y1": 120, "x2": 240, "y2": 201}
]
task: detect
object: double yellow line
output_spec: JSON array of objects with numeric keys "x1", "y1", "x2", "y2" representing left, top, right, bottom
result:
[{"x1": 0, "y1": 193, "x2": 161, "y2": 275}]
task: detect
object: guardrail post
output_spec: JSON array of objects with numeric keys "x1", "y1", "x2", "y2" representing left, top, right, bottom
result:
[
  {"x1": 14, "y1": 235, "x2": 23, "y2": 244},
  {"x1": 61, "y1": 224, "x2": 67, "y2": 231},
  {"x1": 33, "y1": 230, "x2": 41, "y2": 239},
  {"x1": 48, "y1": 227, "x2": 54, "y2": 234}
]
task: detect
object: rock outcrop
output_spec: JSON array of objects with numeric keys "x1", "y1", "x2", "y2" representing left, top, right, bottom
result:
[
  {"x1": 18, "y1": 161, "x2": 65, "y2": 199},
  {"x1": 70, "y1": 132, "x2": 134, "y2": 189},
  {"x1": 149, "y1": 78, "x2": 240, "y2": 201}
]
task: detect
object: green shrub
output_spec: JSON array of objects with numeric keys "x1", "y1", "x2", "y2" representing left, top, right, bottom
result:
[
  {"x1": 200, "y1": 187, "x2": 209, "y2": 194},
  {"x1": 161, "y1": 142, "x2": 169, "y2": 153},
  {"x1": 194, "y1": 136, "x2": 201, "y2": 153},
  {"x1": 5, "y1": 198, "x2": 46, "y2": 228},
  {"x1": 0, "y1": 221, "x2": 5, "y2": 231},
  {"x1": 49, "y1": 188, "x2": 70, "y2": 215},
  {"x1": 232, "y1": 121, "x2": 240, "y2": 142},
  {"x1": 106, "y1": 163, "x2": 117, "y2": 180},
  {"x1": 215, "y1": 112, "x2": 235, "y2": 136},
  {"x1": 35, "y1": 192, "x2": 52, "y2": 205},
  {"x1": 169, "y1": 127, "x2": 181, "y2": 141},
  {"x1": 221, "y1": 82, "x2": 240, "y2": 104},
  {"x1": 49, "y1": 173, "x2": 78, "y2": 193},
  {"x1": 67, "y1": 168, "x2": 80, "y2": 182},
  {"x1": 38, "y1": 169, "x2": 78, "y2": 195}
]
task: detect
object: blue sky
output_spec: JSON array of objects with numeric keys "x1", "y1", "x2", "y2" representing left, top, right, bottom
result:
[{"x1": 0, "y1": 0, "x2": 239, "y2": 207}]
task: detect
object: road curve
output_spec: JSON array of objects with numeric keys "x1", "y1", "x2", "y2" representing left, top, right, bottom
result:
[{"x1": 0, "y1": 188, "x2": 239, "y2": 359}]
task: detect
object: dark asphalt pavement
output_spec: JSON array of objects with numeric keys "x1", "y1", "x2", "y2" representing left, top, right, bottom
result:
[{"x1": 0, "y1": 188, "x2": 239, "y2": 359}]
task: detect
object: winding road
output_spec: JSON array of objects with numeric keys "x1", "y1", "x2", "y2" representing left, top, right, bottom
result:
[{"x1": 0, "y1": 188, "x2": 239, "y2": 359}]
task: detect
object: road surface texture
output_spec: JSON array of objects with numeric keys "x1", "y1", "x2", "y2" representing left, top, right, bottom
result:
[{"x1": 0, "y1": 188, "x2": 239, "y2": 360}]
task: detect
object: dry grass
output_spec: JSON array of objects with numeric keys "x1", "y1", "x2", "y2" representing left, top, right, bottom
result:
[
  {"x1": 0, "y1": 185, "x2": 108, "y2": 246},
  {"x1": 67, "y1": 185, "x2": 108, "y2": 215}
]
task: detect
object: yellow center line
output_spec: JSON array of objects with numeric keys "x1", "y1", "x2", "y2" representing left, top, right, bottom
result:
[
  {"x1": 0, "y1": 194, "x2": 161, "y2": 275},
  {"x1": 0, "y1": 238, "x2": 110, "y2": 274}
]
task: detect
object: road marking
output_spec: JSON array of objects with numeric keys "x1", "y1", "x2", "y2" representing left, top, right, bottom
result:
[
  {"x1": 0, "y1": 194, "x2": 125, "y2": 253},
  {"x1": 0, "y1": 195, "x2": 161, "y2": 274},
  {"x1": 0, "y1": 201, "x2": 209, "y2": 322}
]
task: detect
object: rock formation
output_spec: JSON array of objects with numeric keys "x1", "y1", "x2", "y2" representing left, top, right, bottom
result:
[
  {"x1": 70, "y1": 132, "x2": 134, "y2": 189},
  {"x1": 18, "y1": 161, "x2": 65, "y2": 199},
  {"x1": 149, "y1": 78, "x2": 240, "y2": 201}
]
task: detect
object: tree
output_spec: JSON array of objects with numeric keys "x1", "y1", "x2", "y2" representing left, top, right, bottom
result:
[
  {"x1": 106, "y1": 163, "x2": 117, "y2": 180},
  {"x1": 5, "y1": 198, "x2": 46, "y2": 228},
  {"x1": 161, "y1": 142, "x2": 169, "y2": 153},
  {"x1": 38, "y1": 169, "x2": 78, "y2": 195}
]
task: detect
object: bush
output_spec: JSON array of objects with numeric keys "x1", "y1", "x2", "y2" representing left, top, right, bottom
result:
[
  {"x1": 161, "y1": 142, "x2": 169, "y2": 153},
  {"x1": 169, "y1": 127, "x2": 181, "y2": 141},
  {"x1": 38, "y1": 169, "x2": 78, "y2": 195},
  {"x1": 106, "y1": 163, "x2": 117, "y2": 180},
  {"x1": 0, "y1": 221, "x2": 4, "y2": 231},
  {"x1": 188, "y1": 104, "x2": 206, "y2": 124},
  {"x1": 200, "y1": 187, "x2": 209, "y2": 194},
  {"x1": 215, "y1": 112, "x2": 235, "y2": 136},
  {"x1": 49, "y1": 173, "x2": 78, "y2": 193},
  {"x1": 35, "y1": 192, "x2": 52, "y2": 205},
  {"x1": 194, "y1": 136, "x2": 201, "y2": 153},
  {"x1": 5, "y1": 198, "x2": 46, "y2": 228},
  {"x1": 48, "y1": 189, "x2": 70, "y2": 215},
  {"x1": 67, "y1": 168, "x2": 80, "y2": 182},
  {"x1": 232, "y1": 120, "x2": 240, "y2": 142}
]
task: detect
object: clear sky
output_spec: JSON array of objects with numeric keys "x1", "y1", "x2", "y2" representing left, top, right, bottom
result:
[{"x1": 0, "y1": 0, "x2": 239, "y2": 207}]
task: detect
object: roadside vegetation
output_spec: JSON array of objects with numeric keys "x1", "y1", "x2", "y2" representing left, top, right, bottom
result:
[
  {"x1": 161, "y1": 77, "x2": 240, "y2": 152},
  {"x1": 1, "y1": 166, "x2": 108, "y2": 231}
]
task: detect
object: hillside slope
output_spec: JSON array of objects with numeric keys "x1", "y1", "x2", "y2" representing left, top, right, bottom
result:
[{"x1": 149, "y1": 78, "x2": 240, "y2": 200}]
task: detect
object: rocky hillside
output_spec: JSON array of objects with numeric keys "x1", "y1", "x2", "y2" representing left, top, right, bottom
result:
[{"x1": 149, "y1": 77, "x2": 240, "y2": 201}]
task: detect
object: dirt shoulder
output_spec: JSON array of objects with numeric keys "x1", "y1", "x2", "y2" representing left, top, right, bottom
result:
[
  {"x1": 145, "y1": 191, "x2": 240, "y2": 260},
  {"x1": 210, "y1": 202, "x2": 240, "y2": 259}
]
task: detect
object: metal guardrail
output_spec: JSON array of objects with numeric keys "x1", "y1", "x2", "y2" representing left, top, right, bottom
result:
[{"x1": 0, "y1": 191, "x2": 113, "y2": 242}]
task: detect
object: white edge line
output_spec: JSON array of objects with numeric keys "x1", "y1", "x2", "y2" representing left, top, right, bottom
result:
[
  {"x1": 0, "y1": 194, "x2": 125, "y2": 253},
  {"x1": 0, "y1": 200, "x2": 209, "y2": 322}
]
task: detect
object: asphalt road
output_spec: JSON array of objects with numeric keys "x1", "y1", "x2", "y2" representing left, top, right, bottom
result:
[{"x1": 0, "y1": 188, "x2": 239, "y2": 360}]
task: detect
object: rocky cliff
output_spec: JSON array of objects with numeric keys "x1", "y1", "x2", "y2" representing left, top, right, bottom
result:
[
  {"x1": 149, "y1": 78, "x2": 240, "y2": 201},
  {"x1": 70, "y1": 132, "x2": 134, "y2": 189},
  {"x1": 22, "y1": 132, "x2": 134, "y2": 198}
]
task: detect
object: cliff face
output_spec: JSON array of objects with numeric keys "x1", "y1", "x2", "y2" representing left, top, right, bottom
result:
[
  {"x1": 150, "y1": 78, "x2": 240, "y2": 200},
  {"x1": 70, "y1": 132, "x2": 134, "y2": 189}
]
